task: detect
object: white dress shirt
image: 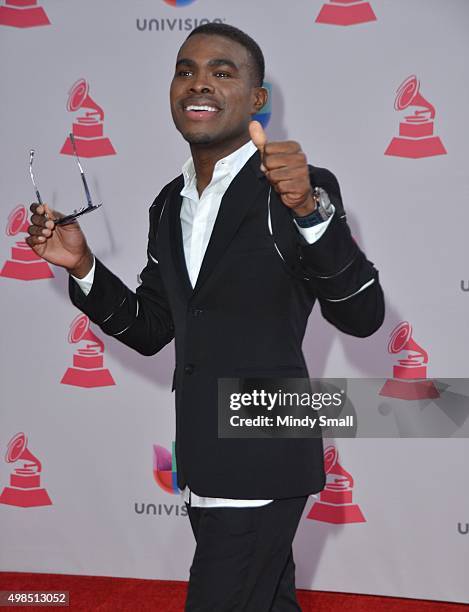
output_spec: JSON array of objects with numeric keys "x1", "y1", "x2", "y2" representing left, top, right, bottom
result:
[{"x1": 72, "y1": 139, "x2": 335, "y2": 507}]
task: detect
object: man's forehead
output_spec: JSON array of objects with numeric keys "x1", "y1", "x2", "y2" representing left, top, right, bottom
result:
[{"x1": 176, "y1": 34, "x2": 249, "y2": 63}]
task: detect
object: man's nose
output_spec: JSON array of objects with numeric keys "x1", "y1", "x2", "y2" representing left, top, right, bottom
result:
[{"x1": 189, "y1": 74, "x2": 214, "y2": 94}]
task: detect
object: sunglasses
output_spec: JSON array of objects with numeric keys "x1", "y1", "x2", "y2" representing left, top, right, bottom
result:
[{"x1": 29, "y1": 133, "x2": 102, "y2": 226}]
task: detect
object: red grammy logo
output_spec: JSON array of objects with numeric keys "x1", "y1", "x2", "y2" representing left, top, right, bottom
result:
[
  {"x1": 307, "y1": 445, "x2": 365, "y2": 524},
  {"x1": 0, "y1": 205, "x2": 53, "y2": 280},
  {"x1": 61, "y1": 314, "x2": 115, "y2": 388},
  {"x1": 380, "y1": 321, "x2": 439, "y2": 400},
  {"x1": 60, "y1": 79, "x2": 116, "y2": 158},
  {"x1": 315, "y1": 0, "x2": 376, "y2": 26},
  {"x1": 0, "y1": 0, "x2": 50, "y2": 28},
  {"x1": 0, "y1": 433, "x2": 52, "y2": 507},
  {"x1": 385, "y1": 75, "x2": 446, "y2": 158}
]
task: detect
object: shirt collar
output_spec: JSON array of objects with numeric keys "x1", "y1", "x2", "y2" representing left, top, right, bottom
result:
[{"x1": 181, "y1": 140, "x2": 257, "y2": 198}]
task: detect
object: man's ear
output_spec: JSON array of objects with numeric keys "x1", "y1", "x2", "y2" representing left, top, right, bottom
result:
[{"x1": 252, "y1": 86, "x2": 268, "y2": 114}]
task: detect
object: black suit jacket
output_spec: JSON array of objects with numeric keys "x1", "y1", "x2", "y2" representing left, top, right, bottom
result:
[{"x1": 69, "y1": 150, "x2": 384, "y2": 499}]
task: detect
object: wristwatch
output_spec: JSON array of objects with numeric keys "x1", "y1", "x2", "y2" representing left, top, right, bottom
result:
[{"x1": 293, "y1": 187, "x2": 334, "y2": 228}]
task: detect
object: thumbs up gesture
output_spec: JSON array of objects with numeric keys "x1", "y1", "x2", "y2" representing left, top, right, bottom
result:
[{"x1": 249, "y1": 121, "x2": 317, "y2": 217}]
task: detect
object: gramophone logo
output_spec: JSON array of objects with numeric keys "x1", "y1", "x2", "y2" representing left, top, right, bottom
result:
[
  {"x1": 307, "y1": 445, "x2": 365, "y2": 524},
  {"x1": 0, "y1": 433, "x2": 52, "y2": 508},
  {"x1": 0, "y1": 0, "x2": 50, "y2": 28},
  {"x1": 153, "y1": 442, "x2": 180, "y2": 494},
  {"x1": 379, "y1": 321, "x2": 439, "y2": 400},
  {"x1": 385, "y1": 75, "x2": 446, "y2": 158},
  {"x1": 315, "y1": 0, "x2": 376, "y2": 26},
  {"x1": 60, "y1": 79, "x2": 116, "y2": 158},
  {"x1": 61, "y1": 314, "x2": 115, "y2": 388},
  {"x1": 0, "y1": 205, "x2": 54, "y2": 281},
  {"x1": 253, "y1": 81, "x2": 272, "y2": 128}
]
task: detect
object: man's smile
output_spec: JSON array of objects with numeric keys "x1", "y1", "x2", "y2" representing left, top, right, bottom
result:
[
  {"x1": 184, "y1": 106, "x2": 221, "y2": 121},
  {"x1": 181, "y1": 98, "x2": 223, "y2": 121}
]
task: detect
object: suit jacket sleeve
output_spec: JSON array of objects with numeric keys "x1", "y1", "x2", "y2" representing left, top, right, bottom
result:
[
  {"x1": 299, "y1": 166, "x2": 385, "y2": 338},
  {"x1": 68, "y1": 186, "x2": 174, "y2": 356}
]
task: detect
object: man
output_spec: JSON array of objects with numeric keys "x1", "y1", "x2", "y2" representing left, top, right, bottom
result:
[{"x1": 27, "y1": 23, "x2": 384, "y2": 612}]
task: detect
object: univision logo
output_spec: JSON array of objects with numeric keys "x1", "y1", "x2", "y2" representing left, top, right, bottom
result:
[
  {"x1": 132, "y1": 442, "x2": 187, "y2": 517},
  {"x1": 134, "y1": 502, "x2": 188, "y2": 517},
  {"x1": 164, "y1": 0, "x2": 197, "y2": 6},
  {"x1": 460, "y1": 281, "x2": 469, "y2": 292},
  {"x1": 136, "y1": 17, "x2": 224, "y2": 32},
  {"x1": 153, "y1": 443, "x2": 179, "y2": 494},
  {"x1": 457, "y1": 522, "x2": 468, "y2": 535}
]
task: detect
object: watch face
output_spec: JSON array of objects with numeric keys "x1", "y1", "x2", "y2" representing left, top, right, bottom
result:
[
  {"x1": 317, "y1": 187, "x2": 332, "y2": 210},
  {"x1": 315, "y1": 187, "x2": 333, "y2": 217}
]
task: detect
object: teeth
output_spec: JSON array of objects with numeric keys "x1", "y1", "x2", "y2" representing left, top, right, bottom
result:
[{"x1": 186, "y1": 105, "x2": 218, "y2": 112}]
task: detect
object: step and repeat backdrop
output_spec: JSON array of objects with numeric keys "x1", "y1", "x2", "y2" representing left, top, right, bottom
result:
[{"x1": 1, "y1": 0, "x2": 468, "y2": 605}]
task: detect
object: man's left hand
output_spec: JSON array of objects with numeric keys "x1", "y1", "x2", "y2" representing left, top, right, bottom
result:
[{"x1": 249, "y1": 120, "x2": 316, "y2": 217}]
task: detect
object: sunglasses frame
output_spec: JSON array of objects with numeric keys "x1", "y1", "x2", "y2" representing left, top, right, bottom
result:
[{"x1": 29, "y1": 133, "x2": 102, "y2": 226}]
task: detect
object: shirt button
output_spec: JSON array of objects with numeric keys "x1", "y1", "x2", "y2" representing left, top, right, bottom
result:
[
  {"x1": 191, "y1": 308, "x2": 204, "y2": 317},
  {"x1": 184, "y1": 364, "x2": 194, "y2": 375}
]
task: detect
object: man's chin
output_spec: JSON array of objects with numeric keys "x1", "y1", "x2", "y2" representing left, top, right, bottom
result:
[{"x1": 183, "y1": 131, "x2": 216, "y2": 146}]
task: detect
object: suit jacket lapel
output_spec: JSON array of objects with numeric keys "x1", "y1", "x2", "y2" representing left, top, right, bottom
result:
[
  {"x1": 167, "y1": 175, "x2": 194, "y2": 301},
  {"x1": 191, "y1": 150, "x2": 266, "y2": 298}
]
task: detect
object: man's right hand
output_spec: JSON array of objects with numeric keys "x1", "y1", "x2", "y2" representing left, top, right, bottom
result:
[{"x1": 26, "y1": 203, "x2": 94, "y2": 278}]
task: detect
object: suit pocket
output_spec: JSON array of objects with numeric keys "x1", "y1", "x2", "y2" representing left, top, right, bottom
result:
[
  {"x1": 234, "y1": 365, "x2": 305, "y2": 375},
  {"x1": 232, "y1": 367, "x2": 308, "y2": 396}
]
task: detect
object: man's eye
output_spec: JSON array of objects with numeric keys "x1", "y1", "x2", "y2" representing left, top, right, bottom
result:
[
  {"x1": 215, "y1": 72, "x2": 230, "y2": 78},
  {"x1": 177, "y1": 70, "x2": 192, "y2": 77}
]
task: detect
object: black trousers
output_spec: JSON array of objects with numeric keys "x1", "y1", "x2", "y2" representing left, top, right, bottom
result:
[{"x1": 184, "y1": 496, "x2": 308, "y2": 612}]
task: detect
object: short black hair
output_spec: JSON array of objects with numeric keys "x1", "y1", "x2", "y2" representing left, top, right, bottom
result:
[{"x1": 187, "y1": 23, "x2": 265, "y2": 87}]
